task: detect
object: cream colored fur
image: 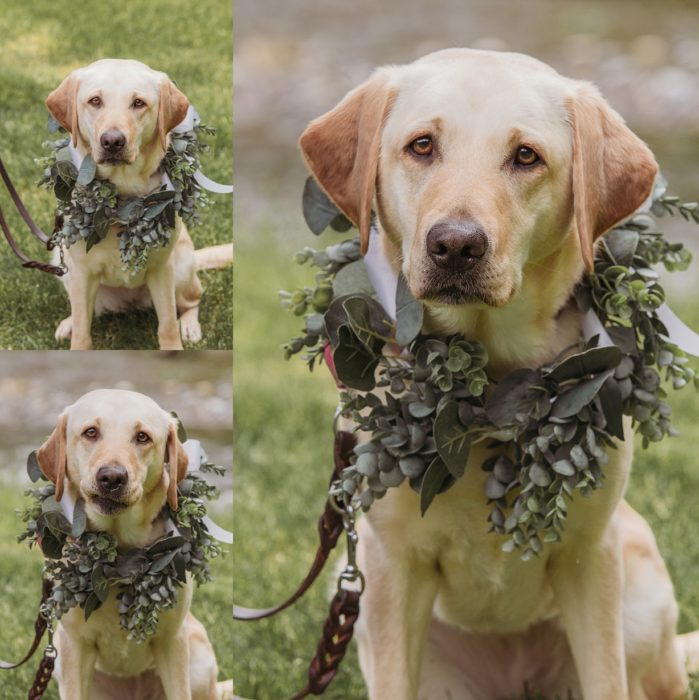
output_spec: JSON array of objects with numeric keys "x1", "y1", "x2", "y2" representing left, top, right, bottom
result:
[{"x1": 301, "y1": 48, "x2": 699, "y2": 700}]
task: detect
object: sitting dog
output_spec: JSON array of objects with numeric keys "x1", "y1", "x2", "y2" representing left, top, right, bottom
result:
[
  {"x1": 46, "y1": 59, "x2": 232, "y2": 351},
  {"x1": 300, "y1": 48, "x2": 699, "y2": 700},
  {"x1": 36, "y1": 389, "x2": 232, "y2": 700}
]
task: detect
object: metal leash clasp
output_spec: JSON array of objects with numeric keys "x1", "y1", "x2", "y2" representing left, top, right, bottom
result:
[
  {"x1": 329, "y1": 484, "x2": 365, "y2": 595},
  {"x1": 38, "y1": 601, "x2": 57, "y2": 661}
]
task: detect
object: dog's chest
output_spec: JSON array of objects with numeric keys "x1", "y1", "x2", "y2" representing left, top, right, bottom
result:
[{"x1": 66, "y1": 225, "x2": 177, "y2": 288}]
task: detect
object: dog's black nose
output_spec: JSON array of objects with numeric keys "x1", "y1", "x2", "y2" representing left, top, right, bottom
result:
[
  {"x1": 426, "y1": 221, "x2": 488, "y2": 272},
  {"x1": 96, "y1": 464, "x2": 129, "y2": 494},
  {"x1": 100, "y1": 130, "x2": 126, "y2": 153}
]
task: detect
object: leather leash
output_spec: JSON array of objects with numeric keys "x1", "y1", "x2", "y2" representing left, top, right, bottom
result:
[
  {"x1": 0, "y1": 156, "x2": 65, "y2": 276},
  {"x1": 234, "y1": 430, "x2": 362, "y2": 697},
  {"x1": 0, "y1": 579, "x2": 57, "y2": 699}
]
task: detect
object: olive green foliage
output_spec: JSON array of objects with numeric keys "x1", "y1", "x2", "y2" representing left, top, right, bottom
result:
[{"x1": 0, "y1": 0, "x2": 232, "y2": 349}]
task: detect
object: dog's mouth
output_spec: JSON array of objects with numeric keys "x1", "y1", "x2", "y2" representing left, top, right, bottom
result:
[
  {"x1": 97, "y1": 153, "x2": 131, "y2": 166},
  {"x1": 88, "y1": 494, "x2": 129, "y2": 516}
]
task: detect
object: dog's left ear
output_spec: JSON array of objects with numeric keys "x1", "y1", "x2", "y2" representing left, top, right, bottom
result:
[
  {"x1": 299, "y1": 72, "x2": 396, "y2": 255},
  {"x1": 36, "y1": 414, "x2": 68, "y2": 501},
  {"x1": 46, "y1": 74, "x2": 80, "y2": 147},
  {"x1": 165, "y1": 423, "x2": 189, "y2": 511},
  {"x1": 567, "y1": 83, "x2": 658, "y2": 271},
  {"x1": 157, "y1": 78, "x2": 190, "y2": 151}
]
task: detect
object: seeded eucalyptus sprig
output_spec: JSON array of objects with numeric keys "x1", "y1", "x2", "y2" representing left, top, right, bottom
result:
[
  {"x1": 283, "y1": 175, "x2": 699, "y2": 558},
  {"x1": 38, "y1": 121, "x2": 214, "y2": 274}
]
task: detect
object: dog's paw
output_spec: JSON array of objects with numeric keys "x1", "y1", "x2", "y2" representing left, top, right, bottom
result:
[
  {"x1": 55, "y1": 316, "x2": 73, "y2": 341},
  {"x1": 180, "y1": 316, "x2": 202, "y2": 343}
]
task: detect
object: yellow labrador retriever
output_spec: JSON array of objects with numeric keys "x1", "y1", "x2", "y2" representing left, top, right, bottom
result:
[
  {"x1": 46, "y1": 59, "x2": 232, "y2": 351},
  {"x1": 36, "y1": 389, "x2": 231, "y2": 700},
  {"x1": 300, "y1": 48, "x2": 699, "y2": 700}
]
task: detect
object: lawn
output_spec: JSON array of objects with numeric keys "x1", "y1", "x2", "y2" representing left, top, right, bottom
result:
[
  {"x1": 0, "y1": 0, "x2": 232, "y2": 349},
  {"x1": 233, "y1": 228, "x2": 699, "y2": 699}
]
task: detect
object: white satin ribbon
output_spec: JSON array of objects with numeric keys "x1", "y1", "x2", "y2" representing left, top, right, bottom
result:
[
  {"x1": 58, "y1": 439, "x2": 233, "y2": 545},
  {"x1": 364, "y1": 227, "x2": 398, "y2": 319},
  {"x1": 67, "y1": 104, "x2": 233, "y2": 195}
]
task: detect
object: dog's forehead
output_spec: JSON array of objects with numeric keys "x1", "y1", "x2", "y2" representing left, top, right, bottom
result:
[
  {"x1": 66, "y1": 389, "x2": 169, "y2": 432},
  {"x1": 75, "y1": 59, "x2": 163, "y2": 98},
  {"x1": 384, "y1": 50, "x2": 571, "y2": 139}
]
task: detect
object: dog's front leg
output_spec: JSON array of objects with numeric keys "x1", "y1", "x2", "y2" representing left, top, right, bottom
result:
[
  {"x1": 54, "y1": 624, "x2": 98, "y2": 699},
  {"x1": 356, "y1": 518, "x2": 439, "y2": 700},
  {"x1": 153, "y1": 627, "x2": 192, "y2": 700},
  {"x1": 147, "y1": 258, "x2": 184, "y2": 350},
  {"x1": 67, "y1": 268, "x2": 99, "y2": 351},
  {"x1": 550, "y1": 518, "x2": 628, "y2": 700}
]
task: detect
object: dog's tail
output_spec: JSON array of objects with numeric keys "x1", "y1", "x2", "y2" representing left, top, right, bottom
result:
[
  {"x1": 216, "y1": 679, "x2": 235, "y2": 699},
  {"x1": 677, "y1": 631, "x2": 699, "y2": 673},
  {"x1": 195, "y1": 243, "x2": 233, "y2": 270}
]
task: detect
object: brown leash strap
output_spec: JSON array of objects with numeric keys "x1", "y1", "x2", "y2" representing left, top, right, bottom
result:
[
  {"x1": 0, "y1": 580, "x2": 52, "y2": 671},
  {"x1": 28, "y1": 650, "x2": 56, "y2": 700},
  {"x1": 289, "y1": 589, "x2": 361, "y2": 699},
  {"x1": 233, "y1": 430, "x2": 357, "y2": 621},
  {"x1": 0, "y1": 156, "x2": 65, "y2": 276}
]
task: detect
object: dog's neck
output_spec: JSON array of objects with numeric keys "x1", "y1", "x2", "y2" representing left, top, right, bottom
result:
[
  {"x1": 75, "y1": 132, "x2": 166, "y2": 198},
  {"x1": 382, "y1": 229, "x2": 585, "y2": 376}
]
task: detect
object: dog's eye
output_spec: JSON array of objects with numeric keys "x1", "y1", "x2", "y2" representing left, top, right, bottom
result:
[
  {"x1": 408, "y1": 136, "x2": 434, "y2": 157},
  {"x1": 132, "y1": 98, "x2": 146, "y2": 109},
  {"x1": 88, "y1": 96, "x2": 102, "y2": 108},
  {"x1": 135, "y1": 431, "x2": 151, "y2": 444},
  {"x1": 83, "y1": 427, "x2": 100, "y2": 439},
  {"x1": 514, "y1": 146, "x2": 541, "y2": 168}
]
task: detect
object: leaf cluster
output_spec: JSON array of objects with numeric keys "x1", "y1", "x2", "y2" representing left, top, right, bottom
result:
[
  {"x1": 283, "y1": 176, "x2": 699, "y2": 558},
  {"x1": 39, "y1": 121, "x2": 215, "y2": 274},
  {"x1": 17, "y1": 444, "x2": 225, "y2": 642}
]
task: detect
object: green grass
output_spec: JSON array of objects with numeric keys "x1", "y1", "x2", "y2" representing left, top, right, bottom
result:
[
  {"x1": 0, "y1": 486, "x2": 232, "y2": 698},
  {"x1": 234, "y1": 233, "x2": 699, "y2": 699},
  {"x1": 0, "y1": 0, "x2": 232, "y2": 349}
]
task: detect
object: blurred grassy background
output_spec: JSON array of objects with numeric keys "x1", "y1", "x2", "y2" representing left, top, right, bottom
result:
[
  {"x1": 0, "y1": 351, "x2": 233, "y2": 697},
  {"x1": 234, "y1": 1, "x2": 699, "y2": 698},
  {"x1": 0, "y1": 0, "x2": 232, "y2": 349}
]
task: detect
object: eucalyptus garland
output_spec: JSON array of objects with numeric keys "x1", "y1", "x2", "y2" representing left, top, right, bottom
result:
[
  {"x1": 36, "y1": 118, "x2": 215, "y2": 274},
  {"x1": 281, "y1": 176, "x2": 698, "y2": 559},
  {"x1": 17, "y1": 421, "x2": 224, "y2": 642}
]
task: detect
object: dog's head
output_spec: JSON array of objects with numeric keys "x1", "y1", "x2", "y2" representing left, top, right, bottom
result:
[
  {"x1": 300, "y1": 48, "x2": 657, "y2": 311},
  {"x1": 46, "y1": 58, "x2": 189, "y2": 169},
  {"x1": 36, "y1": 389, "x2": 188, "y2": 518}
]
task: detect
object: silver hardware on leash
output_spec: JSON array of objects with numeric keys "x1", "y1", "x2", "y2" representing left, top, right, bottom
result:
[
  {"x1": 329, "y1": 483, "x2": 366, "y2": 595},
  {"x1": 38, "y1": 600, "x2": 57, "y2": 660}
]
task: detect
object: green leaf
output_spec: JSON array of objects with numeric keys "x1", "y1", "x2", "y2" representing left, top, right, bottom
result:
[
  {"x1": 71, "y1": 498, "x2": 87, "y2": 537},
  {"x1": 552, "y1": 459, "x2": 575, "y2": 476},
  {"x1": 433, "y1": 401, "x2": 470, "y2": 478},
  {"x1": 170, "y1": 412, "x2": 188, "y2": 442},
  {"x1": 116, "y1": 198, "x2": 143, "y2": 222},
  {"x1": 419, "y1": 456, "x2": 452, "y2": 515},
  {"x1": 604, "y1": 229, "x2": 639, "y2": 266},
  {"x1": 26, "y1": 451, "x2": 43, "y2": 482},
  {"x1": 546, "y1": 346, "x2": 623, "y2": 383},
  {"x1": 56, "y1": 159, "x2": 78, "y2": 185},
  {"x1": 54, "y1": 176, "x2": 73, "y2": 202},
  {"x1": 332, "y1": 260, "x2": 376, "y2": 299},
  {"x1": 143, "y1": 198, "x2": 174, "y2": 220},
  {"x1": 150, "y1": 549, "x2": 179, "y2": 573},
  {"x1": 550, "y1": 370, "x2": 613, "y2": 419},
  {"x1": 395, "y1": 274, "x2": 423, "y2": 346},
  {"x1": 330, "y1": 213, "x2": 353, "y2": 232},
  {"x1": 302, "y1": 176, "x2": 345, "y2": 235},
  {"x1": 83, "y1": 593, "x2": 103, "y2": 620},
  {"x1": 324, "y1": 293, "x2": 390, "y2": 348},
  {"x1": 343, "y1": 296, "x2": 390, "y2": 351},
  {"x1": 598, "y1": 377, "x2": 625, "y2": 439},
  {"x1": 332, "y1": 325, "x2": 379, "y2": 391},
  {"x1": 146, "y1": 535, "x2": 186, "y2": 555},
  {"x1": 93, "y1": 208, "x2": 111, "y2": 240},
  {"x1": 91, "y1": 565, "x2": 111, "y2": 603},
  {"x1": 76, "y1": 154, "x2": 97, "y2": 186},
  {"x1": 485, "y1": 369, "x2": 539, "y2": 427}
]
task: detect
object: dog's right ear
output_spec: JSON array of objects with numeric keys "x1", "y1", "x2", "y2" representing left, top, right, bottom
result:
[
  {"x1": 36, "y1": 414, "x2": 68, "y2": 501},
  {"x1": 46, "y1": 74, "x2": 79, "y2": 147},
  {"x1": 299, "y1": 72, "x2": 395, "y2": 255}
]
